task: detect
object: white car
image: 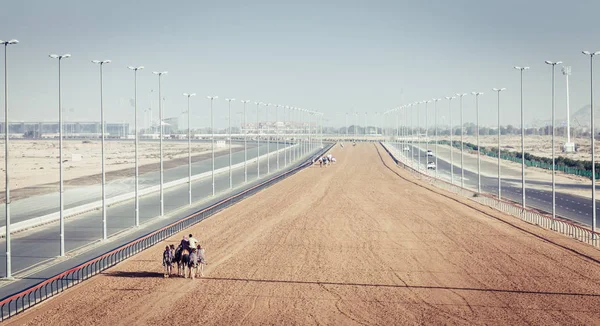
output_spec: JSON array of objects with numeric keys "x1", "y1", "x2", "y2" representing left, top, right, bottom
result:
[
  {"x1": 427, "y1": 150, "x2": 433, "y2": 156},
  {"x1": 403, "y1": 146, "x2": 410, "y2": 151},
  {"x1": 427, "y1": 161, "x2": 436, "y2": 170}
]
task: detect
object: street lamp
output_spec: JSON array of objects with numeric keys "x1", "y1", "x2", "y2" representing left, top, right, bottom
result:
[
  {"x1": 254, "y1": 102, "x2": 261, "y2": 179},
  {"x1": 432, "y1": 99, "x2": 441, "y2": 178},
  {"x1": 225, "y1": 98, "x2": 235, "y2": 189},
  {"x1": 93, "y1": 59, "x2": 111, "y2": 239},
  {"x1": 1, "y1": 39, "x2": 17, "y2": 279},
  {"x1": 128, "y1": 65, "x2": 143, "y2": 225},
  {"x1": 492, "y1": 88, "x2": 506, "y2": 200},
  {"x1": 152, "y1": 71, "x2": 167, "y2": 214},
  {"x1": 263, "y1": 103, "x2": 271, "y2": 174},
  {"x1": 514, "y1": 66, "x2": 530, "y2": 209},
  {"x1": 424, "y1": 100, "x2": 431, "y2": 175},
  {"x1": 241, "y1": 100, "x2": 250, "y2": 182},
  {"x1": 545, "y1": 60, "x2": 562, "y2": 225},
  {"x1": 50, "y1": 53, "x2": 70, "y2": 256},
  {"x1": 456, "y1": 93, "x2": 468, "y2": 188},
  {"x1": 284, "y1": 106, "x2": 289, "y2": 167},
  {"x1": 207, "y1": 96, "x2": 218, "y2": 195},
  {"x1": 183, "y1": 92, "x2": 196, "y2": 204},
  {"x1": 445, "y1": 96, "x2": 455, "y2": 183},
  {"x1": 472, "y1": 92, "x2": 484, "y2": 193},
  {"x1": 582, "y1": 51, "x2": 600, "y2": 237}
]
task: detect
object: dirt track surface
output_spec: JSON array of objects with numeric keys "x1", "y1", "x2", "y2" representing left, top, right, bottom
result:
[{"x1": 7, "y1": 143, "x2": 600, "y2": 325}]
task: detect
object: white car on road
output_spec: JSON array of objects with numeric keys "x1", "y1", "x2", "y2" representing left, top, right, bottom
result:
[
  {"x1": 427, "y1": 161, "x2": 436, "y2": 170},
  {"x1": 403, "y1": 146, "x2": 410, "y2": 151},
  {"x1": 427, "y1": 150, "x2": 433, "y2": 157}
]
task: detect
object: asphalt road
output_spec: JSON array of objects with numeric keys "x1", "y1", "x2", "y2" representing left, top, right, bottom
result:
[
  {"x1": 0, "y1": 142, "x2": 321, "y2": 284},
  {"x1": 391, "y1": 142, "x2": 599, "y2": 227},
  {"x1": 0, "y1": 141, "x2": 296, "y2": 226}
]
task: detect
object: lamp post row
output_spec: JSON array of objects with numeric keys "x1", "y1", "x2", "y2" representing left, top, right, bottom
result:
[{"x1": 1, "y1": 41, "x2": 322, "y2": 278}]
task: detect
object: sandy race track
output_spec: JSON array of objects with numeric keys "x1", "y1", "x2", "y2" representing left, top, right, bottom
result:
[{"x1": 6, "y1": 143, "x2": 600, "y2": 325}]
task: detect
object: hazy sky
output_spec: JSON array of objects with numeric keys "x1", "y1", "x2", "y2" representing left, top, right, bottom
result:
[{"x1": 1, "y1": 0, "x2": 599, "y2": 130}]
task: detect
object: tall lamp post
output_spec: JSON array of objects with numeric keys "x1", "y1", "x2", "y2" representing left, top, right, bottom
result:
[
  {"x1": 225, "y1": 98, "x2": 235, "y2": 189},
  {"x1": 492, "y1": 88, "x2": 506, "y2": 200},
  {"x1": 152, "y1": 71, "x2": 167, "y2": 215},
  {"x1": 456, "y1": 93, "x2": 468, "y2": 187},
  {"x1": 254, "y1": 102, "x2": 261, "y2": 179},
  {"x1": 207, "y1": 96, "x2": 218, "y2": 195},
  {"x1": 93, "y1": 59, "x2": 111, "y2": 239},
  {"x1": 1, "y1": 39, "x2": 17, "y2": 279},
  {"x1": 241, "y1": 100, "x2": 250, "y2": 182},
  {"x1": 50, "y1": 53, "x2": 70, "y2": 256},
  {"x1": 514, "y1": 66, "x2": 530, "y2": 209},
  {"x1": 432, "y1": 99, "x2": 441, "y2": 178},
  {"x1": 424, "y1": 100, "x2": 431, "y2": 175},
  {"x1": 582, "y1": 51, "x2": 600, "y2": 237},
  {"x1": 264, "y1": 103, "x2": 271, "y2": 174},
  {"x1": 128, "y1": 65, "x2": 143, "y2": 225},
  {"x1": 275, "y1": 104, "x2": 281, "y2": 170},
  {"x1": 445, "y1": 96, "x2": 455, "y2": 183},
  {"x1": 182, "y1": 92, "x2": 196, "y2": 204},
  {"x1": 545, "y1": 60, "x2": 562, "y2": 225},
  {"x1": 472, "y1": 92, "x2": 484, "y2": 193}
]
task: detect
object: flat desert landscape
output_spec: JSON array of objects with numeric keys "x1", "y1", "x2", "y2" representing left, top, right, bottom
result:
[{"x1": 7, "y1": 143, "x2": 600, "y2": 325}]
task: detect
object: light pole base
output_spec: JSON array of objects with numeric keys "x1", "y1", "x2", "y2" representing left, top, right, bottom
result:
[{"x1": 562, "y1": 142, "x2": 576, "y2": 153}]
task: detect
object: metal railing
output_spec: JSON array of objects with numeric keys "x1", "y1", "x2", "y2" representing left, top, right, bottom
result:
[
  {"x1": 0, "y1": 143, "x2": 334, "y2": 321},
  {"x1": 380, "y1": 142, "x2": 600, "y2": 249}
]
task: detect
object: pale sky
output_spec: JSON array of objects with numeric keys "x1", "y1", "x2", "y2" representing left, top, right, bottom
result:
[{"x1": 1, "y1": 0, "x2": 599, "y2": 130}]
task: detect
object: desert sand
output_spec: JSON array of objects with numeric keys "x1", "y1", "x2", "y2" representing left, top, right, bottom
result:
[
  {"x1": 0, "y1": 140, "x2": 241, "y2": 201},
  {"x1": 6, "y1": 143, "x2": 600, "y2": 325}
]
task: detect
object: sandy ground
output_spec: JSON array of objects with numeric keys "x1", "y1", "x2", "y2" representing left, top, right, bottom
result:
[
  {"x1": 6, "y1": 143, "x2": 600, "y2": 325},
  {"x1": 0, "y1": 140, "x2": 240, "y2": 201}
]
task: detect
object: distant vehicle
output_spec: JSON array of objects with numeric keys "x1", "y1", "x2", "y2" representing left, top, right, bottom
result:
[
  {"x1": 427, "y1": 150, "x2": 433, "y2": 156},
  {"x1": 427, "y1": 161, "x2": 436, "y2": 170},
  {"x1": 403, "y1": 146, "x2": 410, "y2": 151}
]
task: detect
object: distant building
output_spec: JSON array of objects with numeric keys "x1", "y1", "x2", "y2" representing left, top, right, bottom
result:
[{"x1": 0, "y1": 121, "x2": 129, "y2": 138}]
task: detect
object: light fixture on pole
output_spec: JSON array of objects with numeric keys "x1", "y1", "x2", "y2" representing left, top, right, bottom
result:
[
  {"x1": 127, "y1": 65, "x2": 143, "y2": 224},
  {"x1": 1, "y1": 39, "x2": 17, "y2": 279},
  {"x1": 182, "y1": 92, "x2": 196, "y2": 204},
  {"x1": 432, "y1": 99, "x2": 441, "y2": 178},
  {"x1": 263, "y1": 103, "x2": 271, "y2": 174},
  {"x1": 514, "y1": 66, "x2": 530, "y2": 209},
  {"x1": 582, "y1": 51, "x2": 600, "y2": 237},
  {"x1": 254, "y1": 102, "x2": 261, "y2": 179},
  {"x1": 207, "y1": 96, "x2": 218, "y2": 195},
  {"x1": 50, "y1": 53, "x2": 70, "y2": 256},
  {"x1": 275, "y1": 104, "x2": 281, "y2": 170},
  {"x1": 456, "y1": 93, "x2": 468, "y2": 188},
  {"x1": 241, "y1": 100, "x2": 250, "y2": 182},
  {"x1": 93, "y1": 59, "x2": 111, "y2": 239},
  {"x1": 424, "y1": 100, "x2": 431, "y2": 174},
  {"x1": 492, "y1": 88, "x2": 506, "y2": 200},
  {"x1": 472, "y1": 92, "x2": 484, "y2": 193},
  {"x1": 152, "y1": 71, "x2": 167, "y2": 214},
  {"x1": 445, "y1": 96, "x2": 456, "y2": 183},
  {"x1": 284, "y1": 106, "x2": 289, "y2": 167},
  {"x1": 545, "y1": 60, "x2": 562, "y2": 225},
  {"x1": 225, "y1": 98, "x2": 235, "y2": 189}
]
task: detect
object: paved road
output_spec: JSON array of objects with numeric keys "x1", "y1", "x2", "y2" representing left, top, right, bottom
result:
[
  {"x1": 0, "y1": 141, "x2": 297, "y2": 226},
  {"x1": 391, "y1": 142, "x2": 598, "y2": 227},
  {"x1": 0, "y1": 142, "x2": 321, "y2": 282}
]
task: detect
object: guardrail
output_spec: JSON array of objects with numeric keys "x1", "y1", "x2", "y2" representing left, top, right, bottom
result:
[
  {"x1": 0, "y1": 143, "x2": 334, "y2": 321},
  {"x1": 0, "y1": 144, "x2": 298, "y2": 237},
  {"x1": 380, "y1": 142, "x2": 600, "y2": 249}
]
